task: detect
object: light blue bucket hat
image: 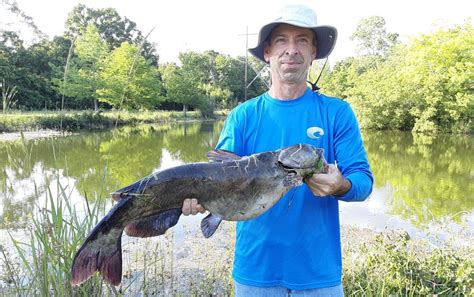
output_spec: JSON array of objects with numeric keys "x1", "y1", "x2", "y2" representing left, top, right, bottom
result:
[{"x1": 248, "y1": 4, "x2": 337, "y2": 63}]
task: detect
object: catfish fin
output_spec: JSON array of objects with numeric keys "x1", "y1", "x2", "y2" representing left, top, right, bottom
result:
[
  {"x1": 200, "y1": 213, "x2": 222, "y2": 238},
  {"x1": 125, "y1": 208, "x2": 182, "y2": 238},
  {"x1": 206, "y1": 149, "x2": 241, "y2": 163},
  {"x1": 71, "y1": 227, "x2": 123, "y2": 286}
]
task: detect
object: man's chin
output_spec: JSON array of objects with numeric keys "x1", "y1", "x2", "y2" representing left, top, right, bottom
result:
[{"x1": 281, "y1": 73, "x2": 305, "y2": 83}]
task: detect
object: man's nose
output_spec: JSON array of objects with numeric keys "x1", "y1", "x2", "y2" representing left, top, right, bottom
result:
[{"x1": 285, "y1": 40, "x2": 300, "y2": 56}]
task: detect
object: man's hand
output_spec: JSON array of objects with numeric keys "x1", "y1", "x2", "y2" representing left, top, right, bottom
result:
[
  {"x1": 306, "y1": 164, "x2": 351, "y2": 197},
  {"x1": 182, "y1": 198, "x2": 206, "y2": 215}
]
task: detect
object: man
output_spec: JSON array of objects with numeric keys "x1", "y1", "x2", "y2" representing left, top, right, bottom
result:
[{"x1": 183, "y1": 4, "x2": 373, "y2": 296}]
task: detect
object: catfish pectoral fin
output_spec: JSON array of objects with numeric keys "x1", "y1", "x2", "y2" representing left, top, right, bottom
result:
[
  {"x1": 125, "y1": 208, "x2": 182, "y2": 238},
  {"x1": 71, "y1": 230, "x2": 123, "y2": 286},
  {"x1": 200, "y1": 213, "x2": 222, "y2": 238}
]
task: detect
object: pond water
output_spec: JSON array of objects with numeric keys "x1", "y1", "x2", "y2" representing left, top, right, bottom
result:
[{"x1": 0, "y1": 121, "x2": 473, "y2": 246}]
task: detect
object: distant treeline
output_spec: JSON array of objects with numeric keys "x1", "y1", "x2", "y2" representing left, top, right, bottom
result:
[{"x1": 1, "y1": 3, "x2": 472, "y2": 133}]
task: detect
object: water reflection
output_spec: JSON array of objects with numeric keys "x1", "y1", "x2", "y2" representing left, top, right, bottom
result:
[
  {"x1": 0, "y1": 121, "x2": 223, "y2": 229},
  {"x1": 0, "y1": 124, "x2": 472, "y2": 235},
  {"x1": 363, "y1": 131, "x2": 473, "y2": 227}
]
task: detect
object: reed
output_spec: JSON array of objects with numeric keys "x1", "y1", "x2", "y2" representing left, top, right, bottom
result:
[{"x1": 3, "y1": 179, "x2": 107, "y2": 296}]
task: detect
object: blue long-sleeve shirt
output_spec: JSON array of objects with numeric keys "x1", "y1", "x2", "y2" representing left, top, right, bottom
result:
[{"x1": 216, "y1": 88, "x2": 373, "y2": 289}]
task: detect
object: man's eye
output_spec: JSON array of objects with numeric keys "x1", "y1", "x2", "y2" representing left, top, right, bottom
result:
[{"x1": 298, "y1": 38, "x2": 309, "y2": 44}]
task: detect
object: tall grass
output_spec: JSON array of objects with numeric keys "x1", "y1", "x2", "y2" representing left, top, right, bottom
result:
[
  {"x1": 0, "y1": 161, "x2": 235, "y2": 296},
  {"x1": 342, "y1": 231, "x2": 473, "y2": 296},
  {"x1": 2, "y1": 179, "x2": 106, "y2": 296}
]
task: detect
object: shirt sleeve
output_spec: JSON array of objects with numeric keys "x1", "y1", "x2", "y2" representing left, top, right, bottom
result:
[
  {"x1": 215, "y1": 109, "x2": 245, "y2": 156},
  {"x1": 332, "y1": 103, "x2": 374, "y2": 201}
]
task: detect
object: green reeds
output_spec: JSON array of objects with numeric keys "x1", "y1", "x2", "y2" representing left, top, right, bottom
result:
[{"x1": 4, "y1": 179, "x2": 106, "y2": 296}]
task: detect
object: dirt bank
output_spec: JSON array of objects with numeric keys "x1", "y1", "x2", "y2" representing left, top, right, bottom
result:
[{"x1": 0, "y1": 130, "x2": 69, "y2": 142}]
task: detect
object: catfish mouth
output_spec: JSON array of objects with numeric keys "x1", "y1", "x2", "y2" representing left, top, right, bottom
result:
[{"x1": 278, "y1": 161, "x2": 298, "y2": 174}]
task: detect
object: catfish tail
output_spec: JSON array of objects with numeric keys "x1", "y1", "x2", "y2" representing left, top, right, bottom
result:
[
  {"x1": 71, "y1": 194, "x2": 136, "y2": 286},
  {"x1": 71, "y1": 226, "x2": 123, "y2": 286}
]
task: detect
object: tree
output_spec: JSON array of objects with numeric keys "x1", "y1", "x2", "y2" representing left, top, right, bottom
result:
[
  {"x1": 54, "y1": 24, "x2": 109, "y2": 110},
  {"x1": 97, "y1": 42, "x2": 164, "y2": 109},
  {"x1": 1, "y1": 31, "x2": 63, "y2": 110},
  {"x1": 64, "y1": 4, "x2": 159, "y2": 65},
  {"x1": 401, "y1": 22, "x2": 474, "y2": 134},
  {"x1": 351, "y1": 16, "x2": 398, "y2": 56},
  {"x1": 159, "y1": 62, "x2": 205, "y2": 115}
]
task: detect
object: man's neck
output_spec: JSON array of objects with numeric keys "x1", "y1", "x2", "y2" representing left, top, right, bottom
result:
[{"x1": 268, "y1": 82, "x2": 308, "y2": 100}]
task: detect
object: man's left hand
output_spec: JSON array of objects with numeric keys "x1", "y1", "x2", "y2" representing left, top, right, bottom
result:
[{"x1": 306, "y1": 164, "x2": 351, "y2": 197}]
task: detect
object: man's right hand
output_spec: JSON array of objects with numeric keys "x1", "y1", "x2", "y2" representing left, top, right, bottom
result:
[{"x1": 182, "y1": 198, "x2": 206, "y2": 215}]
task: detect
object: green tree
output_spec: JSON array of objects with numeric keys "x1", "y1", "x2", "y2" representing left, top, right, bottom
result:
[
  {"x1": 97, "y1": 42, "x2": 163, "y2": 109},
  {"x1": 351, "y1": 16, "x2": 398, "y2": 56},
  {"x1": 160, "y1": 62, "x2": 205, "y2": 115},
  {"x1": 401, "y1": 22, "x2": 474, "y2": 134},
  {"x1": 1, "y1": 31, "x2": 62, "y2": 110},
  {"x1": 54, "y1": 24, "x2": 109, "y2": 110},
  {"x1": 64, "y1": 4, "x2": 159, "y2": 65}
]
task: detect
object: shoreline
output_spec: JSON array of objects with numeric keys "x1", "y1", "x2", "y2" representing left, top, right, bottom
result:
[{"x1": 0, "y1": 130, "x2": 70, "y2": 142}]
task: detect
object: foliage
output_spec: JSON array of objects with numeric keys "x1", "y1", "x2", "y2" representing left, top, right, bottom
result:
[
  {"x1": 351, "y1": 16, "x2": 399, "y2": 56},
  {"x1": 401, "y1": 22, "x2": 474, "y2": 134},
  {"x1": 1, "y1": 78, "x2": 18, "y2": 113},
  {"x1": 0, "y1": 110, "x2": 217, "y2": 133},
  {"x1": 160, "y1": 51, "x2": 267, "y2": 113},
  {"x1": 53, "y1": 24, "x2": 109, "y2": 110},
  {"x1": 97, "y1": 42, "x2": 164, "y2": 109},
  {"x1": 160, "y1": 61, "x2": 206, "y2": 113},
  {"x1": 0, "y1": 138, "x2": 106, "y2": 295},
  {"x1": 64, "y1": 4, "x2": 159, "y2": 65},
  {"x1": 326, "y1": 21, "x2": 473, "y2": 134},
  {"x1": 0, "y1": 31, "x2": 63, "y2": 109},
  {"x1": 343, "y1": 232, "x2": 473, "y2": 296},
  {"x1": 0, "y1": 7, "x2": 471, "y2": 134}
]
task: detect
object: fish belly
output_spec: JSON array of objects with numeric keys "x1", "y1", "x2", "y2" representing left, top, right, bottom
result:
[{"x1": 203, "y1": 181, "x2": 290, "y2": 221}]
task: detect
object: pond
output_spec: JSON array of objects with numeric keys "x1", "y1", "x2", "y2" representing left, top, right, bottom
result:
[{"x1": 0, "y1": 121, "x2": 473, "y2": 246}]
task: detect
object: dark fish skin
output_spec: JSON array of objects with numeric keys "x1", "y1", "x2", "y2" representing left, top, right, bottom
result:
[{"x1": 71, "y1": 144, "x2": 327, "y2": 286}]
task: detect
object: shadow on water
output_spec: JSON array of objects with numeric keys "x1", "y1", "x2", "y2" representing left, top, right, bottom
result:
[{"x1": 0, "y1": 125, "x2": 472, "y2": 238}]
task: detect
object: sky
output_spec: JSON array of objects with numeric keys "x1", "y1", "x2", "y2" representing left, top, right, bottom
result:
[{"x1": 1, "y1": 0, "x2": 472, "y2": 64}]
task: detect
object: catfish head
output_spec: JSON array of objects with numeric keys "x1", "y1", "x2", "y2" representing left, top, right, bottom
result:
[{"x1": 277, "y1": 144, "x2": 328, "y2": 186}]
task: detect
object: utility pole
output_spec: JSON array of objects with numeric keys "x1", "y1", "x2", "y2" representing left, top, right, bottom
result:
[
  {"x1": 245, "y1": 26, "x2": 248, "y2": 102},
  {"x1": 239, "y1": 27, "x2": 257, "y2": 102}
]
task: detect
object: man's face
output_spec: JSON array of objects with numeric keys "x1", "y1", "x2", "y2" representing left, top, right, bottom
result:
[{"x1": 263, "y1": 24, "x2": 316, "y2": 85}]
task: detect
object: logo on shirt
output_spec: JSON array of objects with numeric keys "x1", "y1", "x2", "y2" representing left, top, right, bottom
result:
[{"x1": 306, "y1": 127, "x2": 324, "y2": 139}]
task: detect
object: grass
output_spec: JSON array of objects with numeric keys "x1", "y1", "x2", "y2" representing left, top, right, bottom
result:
[
  {"x1": 342, "y1": 231, "x2": 473, "y2": 296},
  {"x1": 0, "y1": 177, "x2": 236, "y2": 296},
  {"x1": 1, "y1": 178, "x2": 107, "y2": 296},
  {"x1": 0, "y1": 110, "x2": 229, "y2": 133}
]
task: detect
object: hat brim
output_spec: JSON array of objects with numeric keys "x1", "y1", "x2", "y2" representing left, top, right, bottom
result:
[{"x1": 248, "y1": 22, "x2": 337, "y2": 63}]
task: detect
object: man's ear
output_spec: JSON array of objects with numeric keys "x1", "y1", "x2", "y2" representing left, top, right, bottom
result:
[{"x1": 263, "y1": 43, "x2": 270, "y2": 62}]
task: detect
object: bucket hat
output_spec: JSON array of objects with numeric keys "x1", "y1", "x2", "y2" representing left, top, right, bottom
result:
[{"x1": 248, "y1": 4, "x2": 337, "y2": 63}]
